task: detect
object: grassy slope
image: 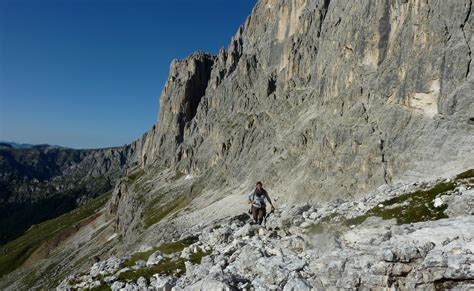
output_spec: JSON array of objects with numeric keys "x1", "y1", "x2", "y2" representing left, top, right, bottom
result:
[
  {"x1": 117, "y1": 236, "x2": 206, "y2": 282},
  {"x1": 307, "y1": 169, "x2": 474, "y2": 234},
  {"x1": 142, "y1": 171, "x2": 208, "y2": 228},
  {"x1": 0, "y1": 190, "x2": 112, "y2": 277},
  {"x1": 0, "y1": 174, "x2": 112, "y2": 245},
  {"x1": 143, "y1": 193, "x2": 192, "y2": 228}
]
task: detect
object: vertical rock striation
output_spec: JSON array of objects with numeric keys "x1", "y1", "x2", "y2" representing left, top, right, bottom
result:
[{"x1": 130, "y1": 0, "x2": 474, "y2": 202}]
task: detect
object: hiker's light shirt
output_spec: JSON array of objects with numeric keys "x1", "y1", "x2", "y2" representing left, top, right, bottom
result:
[{"x1": 248, "y1": 189, "x2": 272, "y2": 208}]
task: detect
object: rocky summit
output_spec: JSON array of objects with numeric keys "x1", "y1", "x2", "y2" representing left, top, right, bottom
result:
[{"x1": 1, "y1": 0, "x2": 473, "y2": 290}]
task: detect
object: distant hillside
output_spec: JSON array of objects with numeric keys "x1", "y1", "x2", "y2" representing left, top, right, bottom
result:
[{"x1": 0, "y1": 144, "x2": 134, "y2": 244}]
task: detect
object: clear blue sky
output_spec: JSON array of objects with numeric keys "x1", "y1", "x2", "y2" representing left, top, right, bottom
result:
[{"x1": 0, "y1": 0, "x2": 255, "y2": 149}]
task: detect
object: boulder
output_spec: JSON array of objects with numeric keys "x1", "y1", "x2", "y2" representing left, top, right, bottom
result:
[
  {"x1": 184, "y1": 279, "x2": 230, "y2": 290},
  {"x1": 147, "y1": 251, "x2": 164, "y2": 266},
  {"x1": 283, "y1": 278, "x2": 313, "y2": 291}
]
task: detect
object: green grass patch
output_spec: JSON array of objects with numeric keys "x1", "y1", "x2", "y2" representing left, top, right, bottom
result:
[
  {"x1": 343, "y1": 214, "x2": 371, "y2": 226},
  {"x1": 124, "y1": 247, "x2": 158, "y2": 268},
  {"x1": 320, "y1": 212, "x2": 339, "y2": 223},
  {"x1": 0, "y1": 190, "x2": 112, "y2": 277},
  {"x1": 306, "y1": 181, "x2": 456, "y2": 234},
  {"x1": 117, "y1": 249, "x2": 210, "y2": 282},
  {"x1": 118, "y1": 258, "x2": 184, "y2": 281},
  {"x1": 20, "y1": 266, "x2": 39, "y2": 289},
  {"x1": 144, "y1": 192, "x2": 164, "y2": 213},
  {"x1": 468, "y1": 178, "x2": 474, "y2": 185},
  {"x1": 157, "y1": 236, "x2": 199, "y2": 254},
  {"x1": 89, "y1": 283, "x2": 112, "y2": 291},
  {"x1": 306, "y1": 171, "x2": 471, "y2": 234},
  {"x1": 143, "y1": 194, "x2": 191, "y2": 228},
  {"x1": 189, "y1": 249, "x2": 211, "y2": 264},
  {"x1": 344, "y1": 181, "x2": 455, "y2": 226},
  {"x1": 174, "y1": 171, "x2": 186, "y2": 180},
  {"x1": 455, "y1": 169, "x2": 474, "y2": 180},
  {"x1": 124, "y1": 168, "x2": 145, "y2": 186},
  {"x1": 305, "y1": 223, "x2": 326, "y2": 234},
  {"x1": 304, "y1": 213, "x2": 347, "y2": 235},
  {"x1": 123, "y1": 236, "x2": 198, "y2": 269},
  {"x1": 143, "y1": 177, "x2": 207, "y2": 228},
  {"x1": 303, "y1": 212, "x2": 341, "y2": 234}
]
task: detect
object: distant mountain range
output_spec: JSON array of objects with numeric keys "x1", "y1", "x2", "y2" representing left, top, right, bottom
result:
[{"x1": 0, "y1": 141, "x2": 67, "y2": 149}]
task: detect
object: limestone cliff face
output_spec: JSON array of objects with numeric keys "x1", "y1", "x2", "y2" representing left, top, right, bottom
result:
[
  {"x1": 2, "y1": 1, "x2": 474, "y2": 287},
  {"x1": 130, "y1": 0, "x2": 473, "y2": 202}
]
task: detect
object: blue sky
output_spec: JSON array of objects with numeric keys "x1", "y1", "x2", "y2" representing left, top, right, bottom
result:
[{"x1": 0, "y1": 0, "x2": 255, "y2": 149}]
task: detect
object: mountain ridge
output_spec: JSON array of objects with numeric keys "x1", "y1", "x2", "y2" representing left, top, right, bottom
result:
[
  {"x1": 1, "y1": 0, "x2": 474, "y2": 289},
  {"x1": 125, "y1": 0, "x2": 474, "y2": 201}
]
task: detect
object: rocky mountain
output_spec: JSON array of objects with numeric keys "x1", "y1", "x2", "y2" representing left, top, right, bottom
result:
[
  {"x1": 129, "y1": 0, "x2": 474, "y2": 199},
  {"x1": 106, "y1": 0, "x2": 474, "y2": 242},
  {"x1": 0, "y1": 145, "x2": 136, "y2": 244},
  {"x1": 1, "y1": 0, "x2": 473, "y2": 289}
]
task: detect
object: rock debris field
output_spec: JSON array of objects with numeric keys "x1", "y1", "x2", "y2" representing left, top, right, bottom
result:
[{"x1": 58, "y1": 170, "x2": 474, "y2": 290}]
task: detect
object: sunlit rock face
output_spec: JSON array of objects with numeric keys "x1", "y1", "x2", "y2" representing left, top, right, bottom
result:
[
  {"x1": 133, "y1": 0, "x2": 474, "y2": 203},
  {"x1": 2, "y1": 1, "x2": 474, "y2": 289}
]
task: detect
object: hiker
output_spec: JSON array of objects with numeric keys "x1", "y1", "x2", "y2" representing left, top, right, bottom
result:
[{"x1": 248, "y1": 181, "x2": 275, "y2": 225}]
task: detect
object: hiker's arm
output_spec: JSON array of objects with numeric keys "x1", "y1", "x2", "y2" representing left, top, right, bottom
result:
[
  {"x1": 247, "y1": 191, "x2": 254, "y2": 203},
  {"x1": 265, "y1": 192, "x2": 275, "y2": 209}
]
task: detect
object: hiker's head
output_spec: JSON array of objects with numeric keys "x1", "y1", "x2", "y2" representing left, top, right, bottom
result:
[{"x1": 256, "y1": 181, "x2": 262, "y2": 190}]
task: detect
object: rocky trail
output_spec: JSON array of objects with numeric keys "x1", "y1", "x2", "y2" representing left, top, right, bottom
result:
[{"x1": 58, "y1": 169, "x2": 474, "y2": 290}]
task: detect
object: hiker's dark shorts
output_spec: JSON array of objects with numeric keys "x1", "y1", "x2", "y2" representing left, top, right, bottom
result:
[{"x1": 252, "y1": 205, "x2": 266, "y2": 224}]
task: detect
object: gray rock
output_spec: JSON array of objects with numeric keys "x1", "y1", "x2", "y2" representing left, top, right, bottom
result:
[
  {"x1": 137, "y1": 276, "x2": 148, "y2": 288},
  {"x1": 445, "y1": 252, "x2": 474, "y2": 279},
  {"x1": 285, "y1": 257, "x2": 307, "y2": 272},
  {"x1": 283, "y1": 278, "x2": 312, "y2": 291},
  {"x1": 150, "y1": 275, "x2": 175, "y2": 291},
  {"x1": 233, "y1": 224, "x2": 260, "y2": 238},
  {"x1": 123, "y1": 282, "x2": 139, "y2": 290},
  {"x1": 230, "y1": 244, "x2": 264, "y2": 276},
  {"x1": 309, "y1": 212, "x2": 319, "y2": 220},
  {"x1": 184, "y1": 279, "x2": 229, "y2": 290},
  {"x1": 382, "y1": 249, "x2": 395, "y2": 262},
  {"x1": 55, "y1": 196, "x2": 474, "y2": 290},
  {"x1": 446, "y1": 189, "x2": 474, "y2": 216},
  {"x1": 111, "y1": 281, "x2": 125, "y2": 291},
  {"x1": 423, "y1": 249, "x2": 447, "y2": 268},
  {"x1": 147, "y1": 251, "x2": 164, "y2": 266}
]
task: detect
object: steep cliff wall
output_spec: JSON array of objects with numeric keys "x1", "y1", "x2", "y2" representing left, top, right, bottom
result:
[{"x1": 131, "y1": 0, "x2": 474, "y2": 203}]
